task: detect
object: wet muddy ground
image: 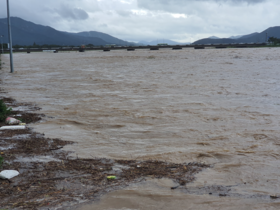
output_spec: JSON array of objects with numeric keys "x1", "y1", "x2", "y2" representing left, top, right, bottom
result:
[{"x1": 0, "y1": 98, "x2": 210, "y2": 209}]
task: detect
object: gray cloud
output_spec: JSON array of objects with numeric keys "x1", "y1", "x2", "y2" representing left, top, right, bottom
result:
[
  {"x1": 0, "y1": 0, "x2": 278, "y2": 43},
  {"x1": 116, "y1": 10, "x2": 132, "y2": 17},
  {"x1": 99, "y1": 23, "x2": 108, "y2": 28},
  {"x1": 138, "y1": 0, "x2": 266, "y2": 5},
  {"x1": 55, "y1": 5, "x2": 89, "y2": 20},
  {"x1": 138, "y1": 0, "x2": 267, "y2": 12}
]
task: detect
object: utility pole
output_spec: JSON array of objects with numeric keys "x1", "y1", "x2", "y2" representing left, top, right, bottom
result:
[{"x1": 7, "y1": 0, "x2": 14, "y2": 73}]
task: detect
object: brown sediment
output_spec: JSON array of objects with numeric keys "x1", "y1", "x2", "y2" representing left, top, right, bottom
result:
[{"x1": 0, "y1": 97, "x2": 210, "y2": 209}]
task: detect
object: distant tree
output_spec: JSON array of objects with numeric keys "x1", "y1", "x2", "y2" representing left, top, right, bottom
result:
[
  {"x1": 268, "y1": 37, "x2": 280, "y2": 45},
  {"x1": 0, "y1": 43, "x2": 7, "y2": 49},
  {"x1": 13, "y1": 44, "x2": 21, "y2": 49}
]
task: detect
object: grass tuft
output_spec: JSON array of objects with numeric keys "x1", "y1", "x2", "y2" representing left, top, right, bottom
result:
[
  {"x1": 0, "y1": 155, "x2": 3, "y2": 168},
  {"x1": 0, "y1": 99, "x2": 12, "y2": 122}
]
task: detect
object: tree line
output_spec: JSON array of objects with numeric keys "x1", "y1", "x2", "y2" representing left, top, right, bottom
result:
[
  {"x1": 0, "y1": 43, "x2": 8, "y2": 49},
  {"x1": 1, "y1": 43, "x2": 98, "y2": 50},
  {"x1": 268, "y1": 37, "x2": 280, "y2": 45}
]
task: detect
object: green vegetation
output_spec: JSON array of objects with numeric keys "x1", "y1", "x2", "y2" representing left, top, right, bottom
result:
[
  {"x1": 268, "y1": 37, "x2": 280, "y2": 45},
  {"x1": 0, "y1": 100, "x2": 12, "y2": 122},
  {"x1": 0, "y1": 155, "x2": 3, "y2": 168},
  {"x1": 86, "y1": 44, "x2": 95, "y2": 47},
  {"x1": 0, "y1": 43, "x2": 8, "y2": 50},
  {"x1": 12, "y1": 43, "x2": 80, "y2": 49}
]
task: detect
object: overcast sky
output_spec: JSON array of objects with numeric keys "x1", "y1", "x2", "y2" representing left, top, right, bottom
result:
[{"x1": 0, "y1": 0, "x2": 279, "y2": 43}]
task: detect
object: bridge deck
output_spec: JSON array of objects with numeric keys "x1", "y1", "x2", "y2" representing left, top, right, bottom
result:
[{"x1": 0, "y1": 43, "x2": 267, "y2": 53}]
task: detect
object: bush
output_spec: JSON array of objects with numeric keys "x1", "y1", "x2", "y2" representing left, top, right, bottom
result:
[
  {"x1": 0, "y1": 155, "x2": 3, "y2": 168},
  {"x1": 0, "y1": 100, "x2": 12, "y2": 122}
]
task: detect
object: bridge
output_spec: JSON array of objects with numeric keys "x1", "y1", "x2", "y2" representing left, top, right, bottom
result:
[{"x1": 0, "y1": 43, "x2": 267, "y2": 53}]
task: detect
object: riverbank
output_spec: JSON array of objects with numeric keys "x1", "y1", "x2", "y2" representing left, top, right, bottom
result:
[{"x1": 0, "y1": 98, "x2": 209, "y2": 209}]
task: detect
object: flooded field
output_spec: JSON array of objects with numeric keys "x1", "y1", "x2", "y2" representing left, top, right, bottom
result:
[{"x1": 2, "y1": 47, "x2": 280, "y2": 209}]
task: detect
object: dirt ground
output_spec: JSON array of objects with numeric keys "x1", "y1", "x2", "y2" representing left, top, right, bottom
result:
[{"x1": 0, "y1": 97, "x2": 210, "y2": 209}]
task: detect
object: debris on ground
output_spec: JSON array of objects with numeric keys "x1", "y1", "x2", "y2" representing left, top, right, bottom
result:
[
  {"x1": 5, "y1": 117, "x2": 22, "y2": 125},
  {"x1": 270, "y1": 195, "x2": 279, "y2": 199},
  {"x1": 107, "y1": 176, "x2": 117, "y2": 180},
  {"x1": 0, "y1": 125, "x2": 26, "y2": 130},
  {"x1": 0, "y1": 97, "x2": 210, "y2": 209},
  {"x1": 0, "y1": 170, "x2": 20, "y2": 179}
]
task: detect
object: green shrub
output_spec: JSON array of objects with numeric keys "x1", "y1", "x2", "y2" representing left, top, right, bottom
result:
[
  {"x1": 0, "y1": 100, "x2": 12, "y2": 122},
  {"x1": 0, "y1": 155, "x2": 3, "y2": 168}
]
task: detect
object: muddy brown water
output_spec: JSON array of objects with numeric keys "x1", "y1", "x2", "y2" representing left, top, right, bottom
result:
[{"x1": 2, "y1": 48, "x2": 280, "y2": 209}]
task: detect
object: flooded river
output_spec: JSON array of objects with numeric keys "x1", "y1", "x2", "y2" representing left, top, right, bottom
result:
[{"x1": 2, "y1": 48, "x2": 280, "y2": 209}]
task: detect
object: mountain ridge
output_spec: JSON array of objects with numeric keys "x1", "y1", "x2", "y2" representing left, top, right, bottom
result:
[
  {"x1": 138, "y1": 39, "x2": 190, "y2": 45},
  {"x1": 193, "y1": 27, "x2": 280, "y2": 44},
  {"x1": 0, "y1": 17, "x2": 136, "y2": 46}
]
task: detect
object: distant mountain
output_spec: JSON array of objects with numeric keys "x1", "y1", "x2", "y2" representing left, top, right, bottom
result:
[
  {"x1": 204, "y1": 35, "x2": 242, "y2": 40},
  {"x1": 66, "y1": 31, "x2": 137, "y2": 46},
  {"x1": 139, "y1": 39, "x2": 190, "y2": 46},
  {"x1": 228, "y1": 35, "x2": 243, "y2": 39},
  {"x1": 237, "y1": 32, "x2": 258, "y2": 40},
  {"x1": 193, "y1": 38, "x2": 236, "y2": 45},
  {"x1": 208, "y1": 36, "x2": 220, "y2": 39},
  {"x1": 0, "y1": 17, "x2": 136, "y2": 46},
  {"x1": 193, "y1": 27, "x2": 280, "y2": 44},
  {"x1": 207, "y1": 35, "x2": 242, "y2": 39}
]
